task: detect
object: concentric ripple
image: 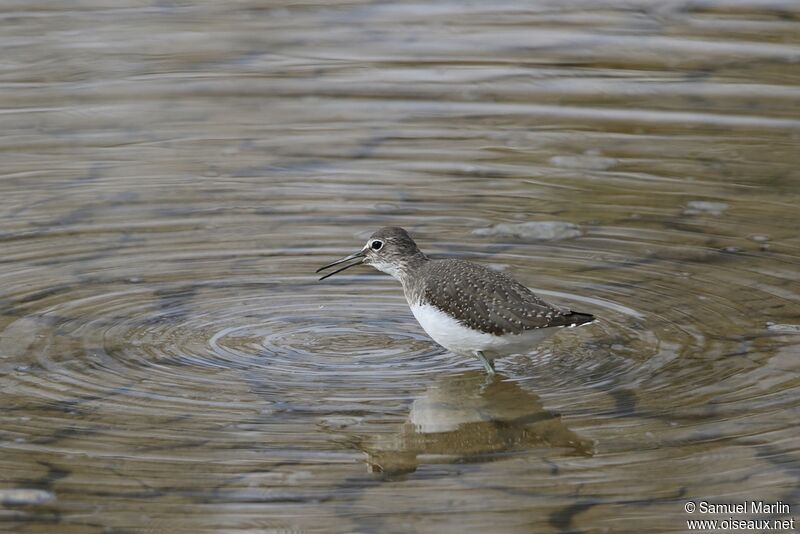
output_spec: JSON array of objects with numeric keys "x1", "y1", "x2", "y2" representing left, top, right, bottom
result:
[
  {"x1": 211, "y1": 295, "x2": 457, "y2": 379},
  {"x1": 1, "y1": 281, "x2": 465, "y2": 415}
]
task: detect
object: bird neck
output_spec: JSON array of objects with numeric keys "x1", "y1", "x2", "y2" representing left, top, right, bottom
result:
[{"x1": 378, "y1": 252, "x2": 428, "y2": 286}]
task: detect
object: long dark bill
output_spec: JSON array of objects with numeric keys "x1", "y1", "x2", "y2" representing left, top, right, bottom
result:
[{"x1": 316, "y1": 250, "x2": 365, "y2": 281}]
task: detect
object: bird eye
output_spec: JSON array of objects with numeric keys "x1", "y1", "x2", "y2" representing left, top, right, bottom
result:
[{"x1": 370, "y1": 240, "x2": 383, "y2": 251}]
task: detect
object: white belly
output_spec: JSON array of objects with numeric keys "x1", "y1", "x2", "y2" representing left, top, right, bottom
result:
[{"x1": 408, "y1": 302, "x2": 557, "y2": 358}]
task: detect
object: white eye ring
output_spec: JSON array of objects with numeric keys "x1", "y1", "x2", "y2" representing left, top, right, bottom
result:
[{"x1": 370, "y1": 240, "x2": 384, "y2": 251}]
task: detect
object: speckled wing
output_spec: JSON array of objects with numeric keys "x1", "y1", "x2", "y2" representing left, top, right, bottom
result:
[{"x1": 414, "y1": 259, "x2": 593, "y2": 336}]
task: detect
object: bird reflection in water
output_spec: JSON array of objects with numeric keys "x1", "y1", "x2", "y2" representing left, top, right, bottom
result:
[{"x1": 361, "y1": 371, "x2": 593, "y2": 478}]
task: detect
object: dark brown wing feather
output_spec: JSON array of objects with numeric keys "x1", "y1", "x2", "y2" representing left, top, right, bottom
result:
[{"x1": 409, "y1": 259, "x2": 594, "y2": 336}]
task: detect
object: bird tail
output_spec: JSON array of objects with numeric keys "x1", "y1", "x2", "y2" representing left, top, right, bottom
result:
[{"x1": 566, "y1": 312, "x2": 595, "y2": 327}]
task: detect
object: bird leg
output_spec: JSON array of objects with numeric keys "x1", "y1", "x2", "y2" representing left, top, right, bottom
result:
[{"x1": 474, "y1": 351, "x2": 495, "y2": 375}]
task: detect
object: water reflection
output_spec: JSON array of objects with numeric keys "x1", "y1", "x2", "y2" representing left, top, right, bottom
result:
[{"x1": 363, "y1": 371, "x2": 592, "y2": 478}]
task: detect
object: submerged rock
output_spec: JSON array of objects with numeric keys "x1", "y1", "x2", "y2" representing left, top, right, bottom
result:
[
  {"x1": 473, "y1": 221, "x2": 582, "y2": 242},
  {"x1": 766, "y1": 323, "x2": 800, "y2": 334},
  {"x1": 549, "y1": 155, "x2": 617, "y2": 171},
  {"x1": 683, "y1": 201, "x2": 729, "y2": 216},
  {"x1": 0, "y1": 489, "x2": 55, "y2": 506}
]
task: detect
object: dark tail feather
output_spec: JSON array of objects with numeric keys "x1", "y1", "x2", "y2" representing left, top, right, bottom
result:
[{"x1": 566, "y1": 311, "x2": 595, "y2": 327}]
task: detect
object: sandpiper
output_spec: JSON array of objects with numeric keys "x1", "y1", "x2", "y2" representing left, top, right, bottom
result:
[{"x1": 316, "y1": 227, "x2": 594, "y2": 374}]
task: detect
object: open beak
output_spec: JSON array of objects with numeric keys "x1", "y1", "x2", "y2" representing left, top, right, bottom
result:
[{"x1": 316, "y1": 250, "x2": 366, "y2": 281}]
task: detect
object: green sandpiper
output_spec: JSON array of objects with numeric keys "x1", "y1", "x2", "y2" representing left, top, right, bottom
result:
[{"x1": 316, "y1": 227, "x2": 595, "y2": 374}]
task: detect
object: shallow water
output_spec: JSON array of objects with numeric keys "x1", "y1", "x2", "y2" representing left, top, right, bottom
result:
[{"x1": 1, "y1": 1, "x2": 800, "y2": 532}]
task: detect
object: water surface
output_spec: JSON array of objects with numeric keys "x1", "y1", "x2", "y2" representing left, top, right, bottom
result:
[{"x1": 1, "y1": 1, "x2": 799, "y2": 532}]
